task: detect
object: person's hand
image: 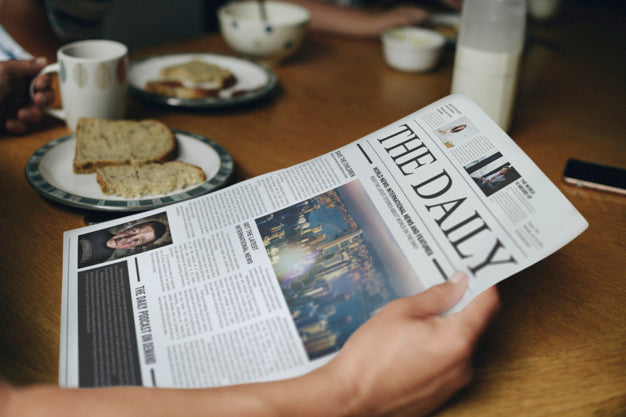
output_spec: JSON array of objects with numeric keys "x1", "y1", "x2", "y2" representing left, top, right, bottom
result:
[
  {"x1": 372, "y1": 6, "x2": 430, "y2": 34},
  {"x1": 0, "y1": 58, "x2": 55, "y2": 135},
  {"x1": 325, "y1": 271, "x2": 499, "y2": 417},
  {"x1": 287, "y1": 1, "x2": 430, "y2": 38},
  {"x1": 0, "y1": 272, "x2": 498, "y2": 417},
  {"x1": 0, "y1": 380, "x2": 9, "y2": 413},
  {"x1": 441, "y1": 0, "x2": 463, "y2": 10}
]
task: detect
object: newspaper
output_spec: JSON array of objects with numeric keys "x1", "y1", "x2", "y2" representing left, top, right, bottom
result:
[{"x1": 59, "y1": 94, "x2": 587, "y2": 388}]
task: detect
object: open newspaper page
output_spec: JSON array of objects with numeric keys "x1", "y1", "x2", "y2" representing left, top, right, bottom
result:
[{"x1": 59, "y1": 94, "x2": 587, "y2": 388}]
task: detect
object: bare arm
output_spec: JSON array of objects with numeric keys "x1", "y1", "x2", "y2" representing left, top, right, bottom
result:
[
  {"x1": 0, "y1": 0, "x2": 59, "y2": 61},
  {"x1": 286, "y1": 0, "x2": 430, "y2": 38},
  {"x1": 1, "y1": 273, "x2": 499, "y2": 417}
]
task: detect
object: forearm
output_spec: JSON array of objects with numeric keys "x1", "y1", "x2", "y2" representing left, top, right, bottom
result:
[
  {"x1": 0, "y1": 0, "x2": 59, "y2": 61},
  {"x1": 286, "y1": 0, "x2": 384, "y2": 38},
  {"x1": 3, "y1": 368, "x2": 356, "y2": 417},
  {"x1": 286, "y1": 0, "x2": 429, "y2": 38},
  {"x1": 1, "y1": 276, "x2": 498, "y2": 417}
]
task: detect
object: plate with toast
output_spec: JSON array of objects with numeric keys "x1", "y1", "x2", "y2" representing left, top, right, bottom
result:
[
  {"x1": 128, "y1": 53, "x2": 278, "y2": 108},
  {"x1": 25, "y1": 119, "x2": 234, "y2": 212}
]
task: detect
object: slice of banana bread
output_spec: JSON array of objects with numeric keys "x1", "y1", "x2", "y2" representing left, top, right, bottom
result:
[
  {"x1": 96, "y1": 161, "x2": 206, "y2": 198},
  {"x1": 158, "y1": 59, "x2": 236, "y2": 88},
  {"x1": 73, "y1": 118, "x2": 176, "y2": 174}
]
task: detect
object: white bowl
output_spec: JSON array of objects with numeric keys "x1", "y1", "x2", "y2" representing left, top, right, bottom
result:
[
  {"x1": 381, "y1": 27, "x2": 446, "y2": 72},
  {"x1": 218, "y1": 1, "x2": 310, "y2": 63}
]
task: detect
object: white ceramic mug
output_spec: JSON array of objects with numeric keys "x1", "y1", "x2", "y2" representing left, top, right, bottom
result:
[{"x1": 34, "y1": 39, "x2": 129, "y2": 131}]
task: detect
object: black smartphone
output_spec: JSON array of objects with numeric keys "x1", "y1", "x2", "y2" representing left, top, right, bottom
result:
[{"x1": 563, "y1": 159, "x2": 626, "y2": 196}]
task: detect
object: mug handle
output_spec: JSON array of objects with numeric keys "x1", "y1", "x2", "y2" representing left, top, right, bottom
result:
[{"x1": 30, "y1": 63, "x2": 65, "y2": 121}]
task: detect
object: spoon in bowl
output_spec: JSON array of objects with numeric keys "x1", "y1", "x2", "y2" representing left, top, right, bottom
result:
[{"x1": 258, "y1": 0, "x2": 268, "y2": 23}]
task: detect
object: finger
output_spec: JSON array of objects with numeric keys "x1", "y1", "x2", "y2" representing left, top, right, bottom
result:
[
  {"x1": 17, "y1": 107, "x2": 43, "y2": 124},
  {"x1": 3, "y1": 58, "x2": 48, "y2": 80},
  {"x1": 397, "y1": 7, "x2": 430, "y2": 25},
  {"x1": 396, "y1": 271, "x2": 468, "y2": 318},
  {"x1": 449, "y1": 286, "x2": 500, "y2": 343},
  {"x1": 408, "y1": 9, "x2": 429, "y2": 25},
  {"x1": 32, "y1": 90, "x2": 55, "y2": 107},
  {"x1": 32, "y1": 73, "x2": 52, "y2": 91},
  {"x1": 5, "y1": 119, "x2": 29, "y2": 135}
]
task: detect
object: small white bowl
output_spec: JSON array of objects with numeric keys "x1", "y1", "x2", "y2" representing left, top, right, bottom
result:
[
  {"x1": 218, "y1": 1, "x2": 310, "y2": 63},
  {"x1": 381, "y1": 27, "x2": 446, "y2": 72}
]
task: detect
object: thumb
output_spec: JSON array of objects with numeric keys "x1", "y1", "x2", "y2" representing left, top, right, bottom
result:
[{"x1": 401, "y1": 271, "x2": 468, "y2": 318}]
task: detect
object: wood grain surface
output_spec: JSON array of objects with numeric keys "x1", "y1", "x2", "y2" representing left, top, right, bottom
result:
[{"x1": 0, "y1": 3, "x2": 624, "y2": 415}]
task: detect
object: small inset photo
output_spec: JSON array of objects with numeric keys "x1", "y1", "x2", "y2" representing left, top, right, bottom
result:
[
  {"x1": 77, "y1": 212, "x2": 172, "y2": 269},
  {"x1": 435, "y1": 117, "x2": 479, "y2": 148},
  {"x1": 465, "y1": 152, "x2": 521, "y2": 197}
]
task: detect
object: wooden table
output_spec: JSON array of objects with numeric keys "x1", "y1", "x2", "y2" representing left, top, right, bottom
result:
[{"x1": 1, "y1": 2, "x2": 624, "y2": 415}]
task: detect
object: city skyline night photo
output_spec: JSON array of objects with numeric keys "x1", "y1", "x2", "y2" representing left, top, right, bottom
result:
[{"x1": 255, "y1": 180, "x2": 422, "y2": 360}]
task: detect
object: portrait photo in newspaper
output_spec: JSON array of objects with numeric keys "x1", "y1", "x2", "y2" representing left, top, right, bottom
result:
[
  {"x1": 77, "y1": 212, "x2": 173, "y2": 268},
  {"x1": 435, "y1": 116, "x2": 479, "y2": 149}
]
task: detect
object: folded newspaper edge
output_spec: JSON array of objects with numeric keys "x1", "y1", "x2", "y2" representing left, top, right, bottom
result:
[{"x1": 59, "y1": 94, "x2": 587, "y2": 388}]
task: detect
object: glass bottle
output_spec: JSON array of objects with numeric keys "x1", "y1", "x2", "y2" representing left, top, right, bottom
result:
[{"x1": 451, "y1": 0, "x2": 526, "y2": 132}]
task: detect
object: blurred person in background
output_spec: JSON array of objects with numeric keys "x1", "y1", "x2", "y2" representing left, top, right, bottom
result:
[
  {"x1": 286, "y1": 0, "x2": 462, "y2": 38},
  {"x1": 0, "y1": 0, "x2": 462, "y2": 134},
  {"x1": 0, "y1": 0, "x2": 225, "y2": 134},
  {"x1": 0, "y1": 0, "x2": 60, "y2": 134}
]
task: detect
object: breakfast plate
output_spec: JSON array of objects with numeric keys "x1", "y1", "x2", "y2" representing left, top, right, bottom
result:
[
  {"x1": 25, "y1": 130, "x2": 234, "y2": 212},
  {"x1": 128, "y1": 53, "x2": 278, "y2": 108}
]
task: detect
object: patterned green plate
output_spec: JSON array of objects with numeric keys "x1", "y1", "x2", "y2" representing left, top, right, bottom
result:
[{"x1": 25, "y1": 129, "x2": 233, "y2": 212}]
